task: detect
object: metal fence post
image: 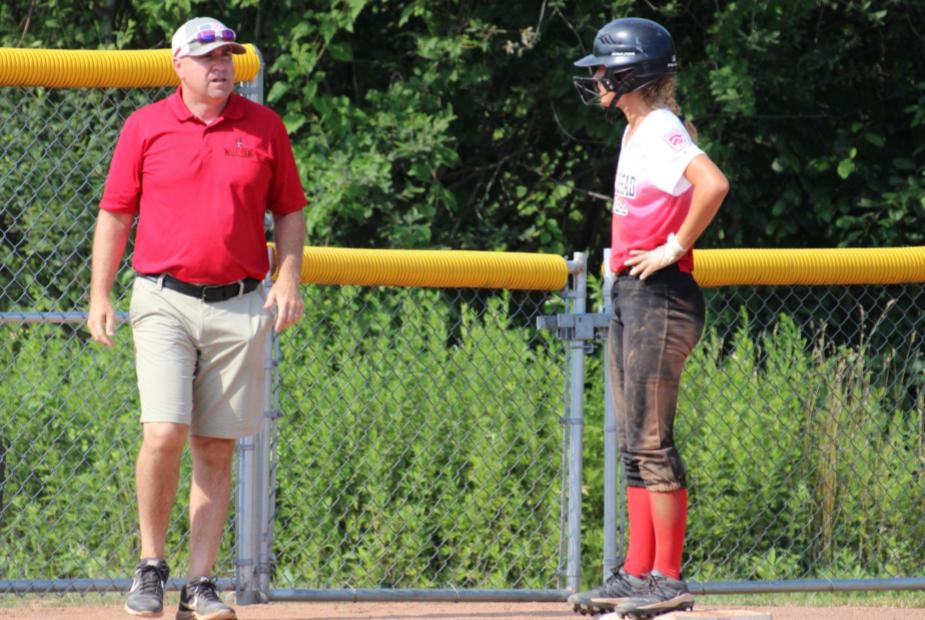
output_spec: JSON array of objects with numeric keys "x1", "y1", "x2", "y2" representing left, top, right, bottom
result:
[
  {"x1": 601, "y1": 249, "x2": 623, "y2": 580},
  {"x1": 234, "y1": 50, "x2": 270, "y2": 604},
  {"x1": 257, "y1": 255, "x2": 281, "y2": 597},
  {"x1": 566, "y1": 252, "x2": 587, "y2": 592},
  {"x1": 235, "y1": 429, "x2": 259, "y2": 601}
]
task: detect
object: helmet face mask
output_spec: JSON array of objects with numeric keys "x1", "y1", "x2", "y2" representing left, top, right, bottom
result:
[
  {"x1": 572, "y1": 18, "x2": 677, "y2": 109},
  {"x1": 572, "y1": 67, "x2": 633, "y2": 107}
]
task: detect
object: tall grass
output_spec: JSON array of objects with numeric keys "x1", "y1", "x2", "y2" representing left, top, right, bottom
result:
[
  {"x1": 272, "y1": 287, "x2": 565, "y2": 589},
  {"x1": 675, "y1": 314, "x2": 925, "y2": 582},
  {"x1": 0, "y1": 293, "x2": 921, "y2": 589}
]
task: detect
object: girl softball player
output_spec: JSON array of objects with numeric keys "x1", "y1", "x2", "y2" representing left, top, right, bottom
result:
[{"x1": 568, "y1": 16, "x2": 729, "y2": 618}]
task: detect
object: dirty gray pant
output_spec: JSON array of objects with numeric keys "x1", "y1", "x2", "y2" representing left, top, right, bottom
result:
[{"x1": 608, "y1": 264, "x2": 705, "y2": 492}]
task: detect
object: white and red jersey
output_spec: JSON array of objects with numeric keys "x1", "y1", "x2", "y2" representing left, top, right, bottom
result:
[{"x1": 611, "y1": 108, "x2": 703, "y2": 274}]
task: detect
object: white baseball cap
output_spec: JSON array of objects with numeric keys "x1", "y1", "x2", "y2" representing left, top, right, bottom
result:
[{"x1": 171, "y1": 17, "x2": 246, "y2": 59}]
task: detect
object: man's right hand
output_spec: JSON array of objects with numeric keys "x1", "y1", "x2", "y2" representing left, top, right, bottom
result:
[
  {"x1": 87, "y1": 209, "x2": 133, "y2": 347},
  {"x1": 87, "y1": 296, "x2": 117, "y2": 347}
]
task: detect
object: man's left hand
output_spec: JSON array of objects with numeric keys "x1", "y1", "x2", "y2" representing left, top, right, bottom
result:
[{"x1": 264, "y1": 275, "x2": 304, "y2": 332}]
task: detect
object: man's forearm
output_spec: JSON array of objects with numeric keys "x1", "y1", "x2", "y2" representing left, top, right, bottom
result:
[
  {"x1": 272, "y1": 210, "x2": 306, "y2": 284},
  {"x1": 90, "y1": 210, "x2": 133, "y2": 301}
]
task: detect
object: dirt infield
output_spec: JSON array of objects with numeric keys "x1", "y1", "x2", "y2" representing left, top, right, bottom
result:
[{"x1": 2, "y1": 601, "x2": 925, "y2": 620}]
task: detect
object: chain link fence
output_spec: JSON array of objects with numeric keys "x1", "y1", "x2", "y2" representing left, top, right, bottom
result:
[
  {"x1": 0, "y1": 77, "x2": 573, "y2": 598},
  {"x1": 272, "y1": 286, "x2": 568, "y2": 592},
  {"x1": 0, "y1": 83, "x2": 241, "y2": 591},
  {"x1": 686, "y1": 284, "x2": 925, "y2": 582},
  {"x1": 588, "y1": 278, "x2": 925, "y2": 591},
  {"x1": 2, "y1": 53, "x2": 924, "y2": 600}
]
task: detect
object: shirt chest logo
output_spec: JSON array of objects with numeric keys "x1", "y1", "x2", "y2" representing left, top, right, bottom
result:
[{"x1": 224, "y1": 138, "x2": 254, "y2": 158}]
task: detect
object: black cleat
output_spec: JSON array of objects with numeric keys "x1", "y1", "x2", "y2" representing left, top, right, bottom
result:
[
  {"x1": 567, "y1": 568, "x2": 649, "y2": 615},
  {"x1": 614, "y1": 570, "x2": 694, "y2": 618}
]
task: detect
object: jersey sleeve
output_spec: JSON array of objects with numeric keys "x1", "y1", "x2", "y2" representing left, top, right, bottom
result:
[
  {"x1": 267, "y1": 114, "x2": 307, "y2": 216},
  {"x1": 649, "y1": 114, "x2": 703, "y2": 196},
  {"x1": 99, "y1": 114, "x2": 143, "y2": 215}
]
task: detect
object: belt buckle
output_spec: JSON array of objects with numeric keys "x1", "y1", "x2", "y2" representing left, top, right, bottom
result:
[
  {"x1": 200, "y1": 283, "x2": 221, "y2": 301},
  {"x1": 200, "y1": 280, "x2": 244, "y2": 301}
]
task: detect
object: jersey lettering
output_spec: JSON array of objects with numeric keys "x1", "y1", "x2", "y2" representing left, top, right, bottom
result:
[
  {"x1": 613, "y1": 172, "x2": 635, "y2": 217},
  {"x1": 613, "y1": 196, "x2": 628, "y2": 217},
  {"x1": 615, "y1": 172, "x2": 636, "y2": 198}
]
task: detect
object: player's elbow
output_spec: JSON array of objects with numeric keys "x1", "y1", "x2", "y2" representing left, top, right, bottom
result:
[
  {"x1": 687, "y1": 155, "x2": 729, "y2": 203},
  {"x1": 711, "y1": 172, "x2": 730, "y2": 201},
  {"x1": 704, "y1": 174, "x2": 729, "y2": 210}
]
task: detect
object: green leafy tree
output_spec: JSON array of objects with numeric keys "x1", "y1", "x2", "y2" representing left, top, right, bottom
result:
[{"x1": 4, "y1": 1, "x2": 924, "y2": 262}]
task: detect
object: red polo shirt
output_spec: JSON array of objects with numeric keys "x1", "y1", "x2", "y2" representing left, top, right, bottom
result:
[{"x1": 100, "y1": 89, "x2": 306, "y2": 284}]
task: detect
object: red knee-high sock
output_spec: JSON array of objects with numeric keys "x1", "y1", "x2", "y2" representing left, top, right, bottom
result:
[
  {"x1": 622, "y1": 486, "x2": 655, "y2": 576},
  {"x1": 650, "y1": 488, "x2": 688, "y2": 579}
]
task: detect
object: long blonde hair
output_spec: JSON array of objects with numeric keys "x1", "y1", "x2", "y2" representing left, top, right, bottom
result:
[{"x1": 641, "y1": 76, "x2": 698, "y2": 143}]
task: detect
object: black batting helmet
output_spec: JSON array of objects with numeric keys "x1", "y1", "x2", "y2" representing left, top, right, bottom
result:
[{"x1": 572, "y1": 17, "x2": 678, "y2": 106}]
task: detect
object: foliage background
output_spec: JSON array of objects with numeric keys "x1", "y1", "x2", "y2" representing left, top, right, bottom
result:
[
  {"x1": 4, "y1": 0, "x2": 924, "y2": 274},
  {"x1": 2, "y1": 0, "x2": 925, "y2": 592}
]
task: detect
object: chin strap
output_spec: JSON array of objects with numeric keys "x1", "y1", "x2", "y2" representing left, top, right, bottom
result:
[
  {"x1": 602, "y1": 77, "x2": 635, "y2": 124},
  {"x1": 603, "y1": 93, "x2": 622, "y2": 124}
]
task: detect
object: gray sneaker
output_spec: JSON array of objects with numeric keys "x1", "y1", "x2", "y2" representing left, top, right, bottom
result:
[
  {"x1": 176, "y1": 576, "x2": 236, "y2": 620},
  {"x1": 567, "y1": 568, "x2": 648, "y2": 615},
  {"x1": 614, "y1": 570, "x2": 694, "y2": 617},
  {"x1": 125, "y1": 557, "x2": 169, "y2": 617}
]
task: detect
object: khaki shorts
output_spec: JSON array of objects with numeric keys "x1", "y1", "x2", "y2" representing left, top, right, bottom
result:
[{"x1": 129, "y1": 276, "x2": 274, "y2": 438}]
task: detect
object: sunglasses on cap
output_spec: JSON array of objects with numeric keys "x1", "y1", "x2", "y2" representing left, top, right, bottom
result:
[{"x1": 190, "y1": 28, "x2": 236, "y2": 45}]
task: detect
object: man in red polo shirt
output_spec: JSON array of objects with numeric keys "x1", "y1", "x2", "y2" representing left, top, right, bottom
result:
[{"x1": 87, "y1": 16, "x2": 306, "y2": 620}]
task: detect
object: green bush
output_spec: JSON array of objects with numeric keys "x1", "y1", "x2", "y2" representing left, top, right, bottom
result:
[
  {"x1": 0, "y1": 323, "x2": 235, "y2": 580},
  {"x1": 579, "y1": 311, "x2": 924, "y2": 587},
  {"x1": 273, "y1": 287, "x2": 564, "y2": 588},
  {"x1": 0, "y1": 295, "x2": 922, "y2": 588}
]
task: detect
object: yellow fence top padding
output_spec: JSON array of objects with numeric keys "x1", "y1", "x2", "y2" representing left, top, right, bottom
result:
[
  {"x1": 694, "y1": 247, "x2": 925, "y2": 287},
  {"x1": 0, "y1": 45, "x2": 260, "y2": 88},
  {"x1": 283, "y1": 247, "x2": 569, "y2": 291}
]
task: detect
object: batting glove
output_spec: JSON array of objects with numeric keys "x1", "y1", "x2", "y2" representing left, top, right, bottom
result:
[{"x1": 625, "y1": 233, "x2": 686, "y2": 280}]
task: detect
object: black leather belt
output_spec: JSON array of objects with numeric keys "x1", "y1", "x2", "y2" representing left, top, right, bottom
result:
[{"x1": 139, "y1": 273, "x2": 260, "y2": 302}]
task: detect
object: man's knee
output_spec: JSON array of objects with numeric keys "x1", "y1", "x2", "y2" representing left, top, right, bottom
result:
[
  {"x1": 141, "y1": 422, "x2": 187, "y2": 456},
  {"x1": 189, "y1": 436, "x2": 236, "y2": 471}
]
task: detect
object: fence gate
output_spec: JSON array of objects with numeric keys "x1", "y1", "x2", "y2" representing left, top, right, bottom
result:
[{"x1": 0, "y1": 46, "x2": 579, "y2": 603}]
